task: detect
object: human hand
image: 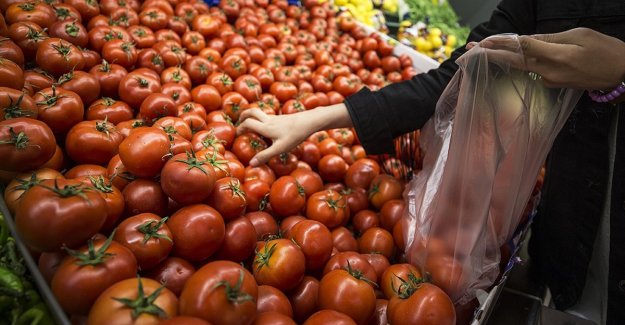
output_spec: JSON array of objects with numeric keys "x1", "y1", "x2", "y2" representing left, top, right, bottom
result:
[
  {"x1": 466, "y1": 28, "x2": 625, "y2": 90},
  {"x1": 236, "y1": 103, "x2": 353, "y2": 166}
]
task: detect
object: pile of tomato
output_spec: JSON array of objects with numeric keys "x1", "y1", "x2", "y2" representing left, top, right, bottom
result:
[{"x1": 0, "y1": 0, "x2": 459, "y2": 324}]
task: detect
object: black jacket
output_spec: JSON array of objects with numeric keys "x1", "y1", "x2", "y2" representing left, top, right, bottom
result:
[{"x1": 344, "y1": 0, "x2": 625, "y2": 323}]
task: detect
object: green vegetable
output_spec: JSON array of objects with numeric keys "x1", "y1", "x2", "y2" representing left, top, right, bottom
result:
[
  {"x1": 0, "y1": 266, "x2": 23, "y2": 295},
  {"x1": 17, "y1": 303, "x2": 55, "y2": 325},
  {"x1": 404, "y1": 0, "x2": 470, "y2": 44}
]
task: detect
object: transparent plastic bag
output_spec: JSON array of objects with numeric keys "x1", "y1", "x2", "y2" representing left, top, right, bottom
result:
[{"x1": 402, "y1": 35, "x2": 583, "y2": 304}]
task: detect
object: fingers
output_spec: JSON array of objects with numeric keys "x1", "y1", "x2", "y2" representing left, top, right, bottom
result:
[
  {"x1": 249, "y1": 141, "x2": 286, "y2": 167},
  {"x1": 481, "y1": 48, "x2": 528, "y2": 71},
  {"x1": 236, "y1": 117, "x2": 265, "y2": 136},
  {"x1": 239, "y1": 107, "x2": 268, "y2": 123}
]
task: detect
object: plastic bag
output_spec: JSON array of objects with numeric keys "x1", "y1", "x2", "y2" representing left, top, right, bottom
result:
[{"x1": 402, "y1": 34, "x2": 583, "y2": 304}]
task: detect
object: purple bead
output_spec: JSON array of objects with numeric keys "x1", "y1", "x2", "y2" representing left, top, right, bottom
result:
[
  {"x1": 606, "y1": 93, "x2": 615, "y2": 101},
  {"x1": 612, "y1": 90, "x2": 621, "y2": 97},
  {"x1": 617, "y1": 85, "x2": 625, "y2": 92}
]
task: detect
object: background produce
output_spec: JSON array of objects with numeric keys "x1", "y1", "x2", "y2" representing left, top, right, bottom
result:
[{"x1": 0, "y1": 0, "x2": 531, "y2": 324}]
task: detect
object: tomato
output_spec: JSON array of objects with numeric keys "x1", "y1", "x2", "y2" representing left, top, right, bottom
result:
[
  {"x1": 231, "y1": 132, "x2": 267, "y2": 166},
  {"x1": 85, "y1": 98, "x2": 132, "y2": 125},
  {"x1": 211, "y1": 216, "x2": 256, "y2": 263},
  {"x1": 303, "y1": 310, "x2": 356, "y2": 325},
  {"x1": 206, "y1": 71, "x2": 234, "y2": 95},
  {"x1": 145, "y1": 257, "x2": 195, "y2": 296},
  {"x1": 15, "y1": 178, "x2": 106, "y2": 252},
  {"x1": 123, "y1": 179, "x2": 169, "y2": 217},
  {"x1": 305, "y1": 190, "x2": 348, "y2": 229},
  {"x1": 116, "y1": 119, "x2": 146, "y2": 138},
  {"x1": 139, "y1": 7, "x2": 168, "y2": 30},
  {"x1": 287, "y1": 168, "x2": 321, "y2": 199},
  {"x1": 161, "y1": 79, "x2": 193, "y2": 106},
  {"x1": 64, "y1": 120, "x2": 122, "y2": 165},
  {"x1": 87, "y1": 277, "x2": 178, "y2": 325},
  {"x1": 206, "y1": 176, "x2": 247, "y2": 220},
  {"x1": 343, "y1": 158, "x2": 379, "y2": 190},
  {"x1": 136, "y1": 48, "x2": 166, "y2": 73},
  {"x1": 241, "y1": 179, "x2": 270, "y2": 212},
  {"x1": 184, "y1": 56, "x2": 213, "y2": 86},
  {"x1": 161, "y1": 66, "x2": 192, "y2": 89},
  {"x1": 159, "y1": 316, "x2": 212, "y2": 325},
  {"x1": 244, "y1": 211, "x2": 277, "y2": 241},
  {"x1": 330, "y1": 226, "x2": 357, "y2": 252},
  {"x1": 0, "y1": 58, "x2": 22, "y2": 90},
  {"x1": 387, "y1": 282, "x2": 455, "y2": 325},
  {"x1": 24, "y1": 69, "x2": 54, "y2": 94},
  {"x1": 167, "y1": 204, "x2": 225, "y2": 262},
  {"x1": 253, "y1": 239, "x2": 305, "y2": 292},
  {"x1": 180, "y1": 260, "x2": 258, "y2": 325},
  {"x1": 5, "y1": 2, "x2": 56, "y2": 29},
  {"x1": 191, "y1": 84, "x2": 222, "y2": 112},
  {"x1": 379, "y1": 199, "x2": 405, "y2": 232},
  {"x1": 35, "y1": 38, "x2": 83, "y2": 77},
  {"x1": 83, "y1": 175, "x2": 125, "y2": 232},
  {"x1": 89, "y1": 60, "x2": 128, "y2": 98},
  {"x1": 0, "y1": 117, "x2": 55, "y2": 172},
  {"x1": 233, "y1": 74, "x2": 262, "y2": 102},
  {"x1": 424, "y1": 253, "x2": 465, "y2": 299},
  {"x1": 110, "y1": 7, "x2": 140, "y2": 27},
  {"x1": 38, "y1": 250, "x2": 65, "y2": 285},
  {"x1": 358, "y1": 227, "x2": 395, "y2": 260},
  {"x1": 268, "y1": 175, "x2": 305, "y2": 218},
  {"x1": 342, "y1": 187, "x2": 369, "y2": 217},
  {"x1": 34, "y1": 86, "x2": 83, "y2": 136},
  {"x1": 65, "y1": 0, "x2": 100, "y2": 22},
  {"x1": 286, "y1": 219, "x2": 333, "y2": 271},
  {"x1": 323, "y1": 250, "x2": 377, "y2": 283},
  {"x1": 127, "y1": 25, "x2": 156, "y2": 49},
  {"x1": 3, "y1": 168, "x2": 62, "y2": 214},
  {"x1": 64, "y1": 164, "x2": 107, "y2": 180},
  {"x1": 318, "y1": 268, "x2": 377, "y2": 325},
  {"x1": 368, "y1": 175, "x2": 403, "y2": 210},
  {"x1": 257, "y1": 285, "x2": 293, "y2": 317},
  {"x1": 118, "y1": 127, "x2": 170, "y2": 178},
  {"x1": 138, "y1": 93, "x2": 177, "y2": 124},
  {"x1": 102, "y1": 39, "x2": 137, "y2": 70},
  {"x1": 362, "y1": 254, "x2": 390, "y2": 286},
  {"x1": 379, "y1": 263, "x2": 422, "y2": 300},
  {"x1": 56, "y1": 70, "x2": 100, "y2": 105},
  {"x1": 51, "y1": 233, "x2": 138, "y2": 315},
  {"x1": 352, "y1": 210, "x2": 379, "y2": 235},
  {"x1": 48, "y1": 20, "x2": 87, "y2": 48},
  {"x1": 118, "y1": 72, "x2": 162, "y2": 109},
  {"x1": 54, "y1": 3, "x2": 83, "y2": 22},
  {"x1": 0, "y1": 37, "x2": 24, "y2": 66},
  {"x1": 221, "y1": 91, "x2": 249, "y2": 122},
  {"x1": 113, "y1": 213, "x2": 173, "y2": 271}
]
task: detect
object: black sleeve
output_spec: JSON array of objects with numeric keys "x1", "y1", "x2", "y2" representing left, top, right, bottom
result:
[{"x1": 345, "y1": 0, "x2": 537, "y2": 154}]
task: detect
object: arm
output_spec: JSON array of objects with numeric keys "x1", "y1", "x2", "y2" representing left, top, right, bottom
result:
[{"x1": 347, "y1": 0, "x2": 537, "y2": 154}]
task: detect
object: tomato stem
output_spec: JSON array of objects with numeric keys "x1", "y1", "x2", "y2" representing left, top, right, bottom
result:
[
  {"x1": 0, "y1": 127, "x2": 29, "y2": 150},
  {"x1": 3, "y1": 93, "x2": 36, "y2": 119},
  {"x1": 175, "y1": 151, "x2": 210, "y2": 175},
  {"x1": 137, "y1": 217, "x2": 172, "y2": 244},
  {"x1": 344, "y1": 261, "x2": 378, "y2": 288},
  {"x1": 254, "y1": 242, "x2": 277, "y2": 273},
  {"x1": 213, "y1": 270, "x2": 254, "y2": 304},
  {"x1": 88, "y1": 175, "x2": 114, "y2": 193},
  {"x1": 112, "y1": 276, "x2": 168, "y2": 320},
  {"x1": 63, "y1": 230, "x2": 117, "y2": 266},
  {"x1": 391, "y1": 272, "x2": 426, "y2": 299}
]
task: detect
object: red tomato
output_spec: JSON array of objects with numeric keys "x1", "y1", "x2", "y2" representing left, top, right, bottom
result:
[
  {"x1": 83, "y1": 175, "x2": 125, "y2": 232},
  {"x1": 180, "y1": 260, "x2": 258, "y2": 325},
  {"x1": 387, "y1": 282, "x2": 455, "y2": 325},
  {"x1": 213, "y1": 216, "x2": 256, "y2": 262},
  {"x1": 268, "y1": 175, "x2": 306, "y2": 218},
  {"x1": 206, "y1": 176, "x2": 247, "y2": 220},
  {"x1": 34, "y1": 86, "x2": 83, "y2": 136},
  {"x1": 114, "y1": 213, "x2": 173, "y2": 271},
  {"x1": 358, "y1": 227, "x2": 395, "y2": 260},
  {"x1": 0, "y1": 117, "x2": 55, "y2": 172},
  {"x1": 306, "y1": 190, "x2": 349, "y2": 229},
  {"x1": 89, "y1": 60, "x2": 128, "y2": 98},
  {"x1": 253, "y1": 239, "x2": 306, "y2": 292},
  {"x1": 231, "y1": 133, "x2": 267, "y2": 166},
  {"x1": 118, "y1": 127, "x2": 170, "y2": 178},
  {"x1": 379, "y1": 199, "x2": 405, "y2": 231},
  {"x1": 425, "y1": 253, "x2": 465, "y2": 299},
  {"x1": 35, "y1": 37, "x2": 83, "y2": 76},
  {"x1": 15, "y1": 178, "x2": 106, "y2": 252},
  {"x1": 368, "y1": 174, "x2": 403, "y2": 210},
  {"x1": 303, "y1": 310, "x2": 356, "y2": 325},
  {"x1": 122, "y1": 179, "x2": 169, "y2": 216},
  {"x1": 118, "y1": 72, "x2": 162, "y2": 109},
  {"x1": 379, "y1": 263, "x2": 422, "y2": 300},
  {"x1": 64, "y1": 164, "x2": 107, "y2": 180},
  {"x1": 318, "y1": 268, "x2": 377, "y2": 325},
  {"x1": 191, "y1": 84, "x2": 222, "y2": 112},
  {"x1": 160, "y1": 151, "x2": 217, "y2": 204},
  {"x1": 245, "y1": 211, "x2": 278, "y2": 240},
  {"x1": 167, "y1": 204, "x2": 225, "y2": 262},
  {"x1": 241, "y1": 179, "x2": 270, "y2": 212},
  {"x1": 286, "y1": 219, "x2": 333, "y2": 271},
  {"x1": 352, "y1": 210, "x2": 380, "y2": 235},
  {"x1": 159, "y1": 316, "x2": 212, "y2": 325},
  {"x1": 257, "y1": 285, "x2": 293, "y2": 317},
  {"x1": 363, "y1": 254, "x2": 390, "y2": 287},
  {"x1": 3, "y1": 168, "x2": 62, "y2": 214},
  {"x1": 65, "y1": 120, "x2": 123, "y2": 166},
  {"x1": 87, "y1": 277, "x2": 178, "y2": 325},
  {"x1": 331, "y1": 226, "x2": 358, "y2": 252},
  {"x1": 51, "y1": 233, "x2": 138, "y2": 315},
  {"x1": 145, "y1": 257, "x2": 195, "y2": 296}
]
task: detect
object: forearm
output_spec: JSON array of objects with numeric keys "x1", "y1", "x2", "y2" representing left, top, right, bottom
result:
[{"x1": 306, "y1": 103, "x2": 353, "y2": 131}]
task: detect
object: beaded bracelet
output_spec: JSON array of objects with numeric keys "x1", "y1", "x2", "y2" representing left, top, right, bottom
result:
[{"x1": 588, "y1": 82, "x2": 625, "y2": 103}]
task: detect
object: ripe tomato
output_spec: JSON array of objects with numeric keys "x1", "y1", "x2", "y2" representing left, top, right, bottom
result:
[
  {"x1": 86, "y1": 98, "x2": 132, "y2": 125},
  {"x1": 268, "y1": 175, "x2": 305, "y2": 218},
  {"x1": 0, "y1": 36, "x2": 24, "y2": 66},
  {"x1": 180, "y1": 260, "x2": 258, "y2": 325},
  {"x1": 82, "y1": 175, "x2": 124, "y2": 231},
  {"x1": 114, "y1": 213, "x2": 173, "y2": 271},
  {"x1": 387, "y1": 282, "x2": 455, "y2": 325},
  {"x1": 379, "y1": 199, "x2": 405, "y2": 231},
  {"x1": 358, "y1": 227, "x2": 395, "y2": 260},
  {"x1": 185, "y1": 56, "x2": 213, "y2": 86},
  {"x1": 87, "y1": 277, "x2": 178, "y2": 325},
  {"x1": 425, "y1": 253, "x2": 465, "y2": 299},
  {"x1": 352, "y1": 210, "x2": 380, "y2": 235},
  {"x1": 379, "y1": 263, "x2": 422, "y2": 300},
  {"x1": 306, "y1": 190, "x2": 349, "y2": 229},
  {"x1": 322, "y1": 251, "x2": 377, "y2": 283},
  {"x1": 318, "y1": 268, "x2": 377, "y2": 325},
  {"x1": 267, "y1": 152, "x2": 298, "y2": 177},
  {"x1": 102, "y1": 39, "x2": 137, "y2": 69},
  {"x1": 64, "y1": 164, "x2": 107, "y2": 180},
  {"x1": 145, "y1": 257, "x2": 195, "y2": 296},
  {"x1": 286, "y1": 219, "x2": 333, "y2": 271},
  {"x1": 159, "y1": 316, "x2": 212, "y2": 325},
  {"x1": 56, "y1": 70, "x2": 100, "y2": 105},
  {"x1": 344, "y1": 158, "x2": 380, "y2": 189},
  {"x1": 167, "y1": 204, "x2": 225, "y2": 262},
  {"x1": 303, "y1": 310, "x2": 356, "y2": 325},
  {"x1": 118, "y1": 71, "x2": 162, "y2": 109},
  {"x1": 253, "y1": 238, "x2": 306, "y2": 292},
  {"x1": 65, "y1": 120, "x2": 123, "y2": 165},
  {"x1": 118, "y1": 127, "x2": 170, "y2": 178},
  {"x1": 48, "y1": 20, "x2": 88, "y2": 48},
  {"x1": 122, "y1": 179, "x2": 169, "y2": 216},
  {"x1": 206, "y1": 176, "x2": 247, "y2": 220},
  {"x1": 191, "y1": 84, "x2": 222, "y2": 112},
  {"x1": 368, "y1": 174, "x2": 403, "y2": 210},
  {"x1": 51, "y1": 233, "x2": 138, "y2": 315},
  {"x1": 89, "y1": 60, "x2": 128, "y2": 98},
  {"x1": 0, "y1": 58, "x2": 22, "y2": 90},
  {"x1": 136, "y1": 48, "x2": 166, "y2": 73},
  {"x1": 139, "y1": 93, "x2": 178, "y2": 123},
  {"x1": 221, "y1": 91, "x2": 249, "y2": 122},
  {"x1": 5, "y1": 2, "x2": 56, "y2": 29},
  {"x1": 257, "y1": 285, "x2": 293, "y2": 317},
  {"x1": 34, "y1": 86, "x2": 83, "y2": 136},
  {"x1": 0, "y1": 117, "x2": 55, "y2": 172},
  {"x1": 245, "y1": 211, "x2": 278, "y2": 240},
  {"x1": 15, "y1": 178, "x2": 107, "y2": 252},
  {"x1": 234, "y1": 74, "x2": 262, "y2": 102},
  {"x1": 207, "y1": 71, "x2": 234, "y2": 95},
  {"x1": 35, "y1": 38, "x2": 84, "y2": 76},
  {"x1": 241, "y1": 179, "x2": 270, "y2": 212},
  {"x1": 231, "y1": 133, "x2": 267, "y2": 166},
  {"x1": 214, "y1": 216, "x2": 256, "y2": 262},
  {"x1": 331, "y1": 226, "x2": 358, "y2": 252}
]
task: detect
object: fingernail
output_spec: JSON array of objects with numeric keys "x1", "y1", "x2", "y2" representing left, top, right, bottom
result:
[{"x1": 249, "y1": 158, "x2": 259, "y2": 166}]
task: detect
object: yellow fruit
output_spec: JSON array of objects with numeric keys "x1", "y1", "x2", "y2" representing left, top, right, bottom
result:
[
  {"x1": 430, "y1": 35, "x2": 443, "y2": 49},
  {"x1": 335, "y1": 0, "x2": 348, "y2": 6},
  {"x1": 429, "y1": 27, "x2": 442, "y2": 37},
  {"x1": 446, "y1": 34, "x2": 457, "y2": 47},
  {"x1": 445, "y1": 46, "x2": 453, "y2": 57},
  {"x1": 414, "y1": 37, "x2": 427, "y2": 51}
]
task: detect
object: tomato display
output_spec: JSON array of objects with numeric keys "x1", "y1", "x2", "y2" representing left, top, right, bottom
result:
[{"x1": 0, "y1": 1, "x2": 472, "y2": 324}]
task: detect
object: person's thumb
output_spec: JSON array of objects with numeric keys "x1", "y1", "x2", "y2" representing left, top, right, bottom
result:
[
  {"x1": 249, "y1": 143, "x2": 283, "y2": 167},
  {"x1": 518, "y1": 35, "x2": 554, "y2": 59}
]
